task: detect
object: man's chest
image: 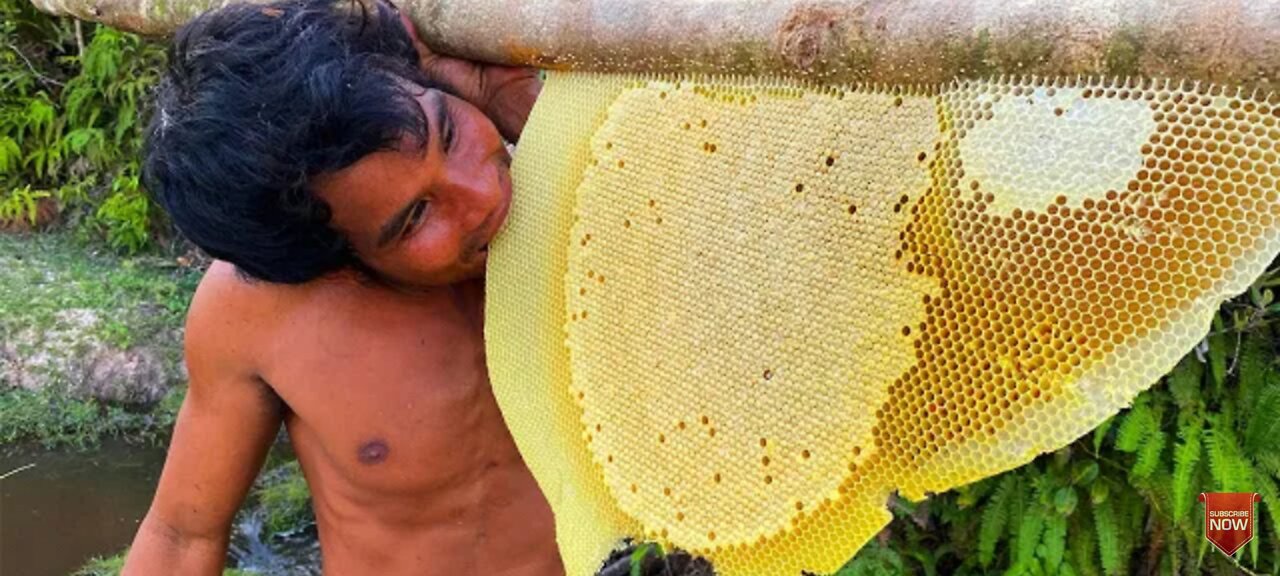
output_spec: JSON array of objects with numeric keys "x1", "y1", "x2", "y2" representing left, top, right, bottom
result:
[{"x1": 260, "y1": 288, "x2": 515, "y2": 493}]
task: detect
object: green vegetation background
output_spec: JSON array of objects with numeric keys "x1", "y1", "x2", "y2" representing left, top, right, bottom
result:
[{"x1": 2, "y1": 2, "x2": 1279, "y2": 575}]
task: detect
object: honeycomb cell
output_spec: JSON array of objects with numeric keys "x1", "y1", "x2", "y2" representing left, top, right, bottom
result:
[{"x1": 487, "y1": 73, "x2": 1280, "y2": 576}]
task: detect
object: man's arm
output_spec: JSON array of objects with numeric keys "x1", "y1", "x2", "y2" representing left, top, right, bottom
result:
[{"x1": 123, "y1": 269, "x2": 283, "y2": 575}]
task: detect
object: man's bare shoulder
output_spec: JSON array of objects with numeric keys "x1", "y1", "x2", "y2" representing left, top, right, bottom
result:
[
  {"x1": 183, "y1": 261, "x2": 302, "y2": 375},
  {"x1": 186, "y1": 262, "x2": 396, "y2": 356},
  {"x1": 189, "y1": 261, "x2": 287, "y2": 328}
]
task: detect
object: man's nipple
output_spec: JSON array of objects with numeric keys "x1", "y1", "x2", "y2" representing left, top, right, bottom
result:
[{"x1": 357, "y1": 439, "x2": 390, "y2": 465}]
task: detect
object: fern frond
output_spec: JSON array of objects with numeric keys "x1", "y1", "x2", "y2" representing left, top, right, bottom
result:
[
  {"x1": 1252, "y1": 468, "x2": 1280, "y2": 548},
  {"x1": 979, "y1": 474, "x2": 1016, "y2": 567},
  {"x1": 112, "y1": 104, "x2": 134, "y2": 145},
  {"x1": 1041, "y1": 513, "x2": 1067, "y2": 572},
  {"x1": 1206, "y1": 416, "x2": 1251, "y2": 492},
  {"x1": 1029, "y1": 470, "x2": 1056, "y2": 506},
  {"x1": 1093, "y1": 416, "x2": 1114, "y2": 453},
  {"x1": 1171, "y1": 415, "x2": 1203, "y2": 524},
  {"x1": 1244, "y1": 384, "x2": 1280, "y2": 459},
  {"x1": 1115, "y1": 399, "x2": 1154, "y2": 453},
  {"x1": 1134, "y1": 467, "x2": 1174, "y2": 524},
  {"x1": 1131, "y1": 422, "x2": 1166, "y2": 480},
  {"x1": 1236, "y1": 330, "x2": 1270, "y2": 408},
  {"x1": 1167, "y1": 358, "x2": 1204, "y2": 410},
  {"x1": 1255, "y1": 451, "x2": 1280, "y2": 478},
  {"x1": 1007, "y1": 474, "x2": 1028, "y2": 542},
  {"x1": 1093, "y1": 498, "x2": 1123, "y2": 576},
  {"x1": 1206, "y1": 416, "x2": 1230, "y2": 491},
  {"x1": 1014, "y1": 508, "x2": 1046, "y2": 567},
  {"x1": 1248, "y1": 522, "x2": 1259, "y2": 570},
  {"x1": 1114, "y1": 487, "x2": 1144, "y2": 565},
  {"x1": 1068, "y1": 505, "x2": 1101, "y2": 576},
  {"x1": 0, "y1": 135, "x2": 20, "y2": 174},
  {"x1": 62, "y1": 78, "x2": 96, "y2": 126}
]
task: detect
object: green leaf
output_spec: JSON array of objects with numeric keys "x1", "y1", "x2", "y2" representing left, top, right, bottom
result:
[
  {"x1": 1071, "y1": 461, "x2": 1099, "y2": 486},
  {"x1": 837, "y1": 544, "x2": 905, "y2": 576},
  {"x1": 62, "y1": 127, "x2": 103, "y2": 155},
  {"x1": 62, "y1": 79, "x2": 96, "y2": 126},
  {"x1": 1205, "y1": 415, "x2": 1250, "y2": 492},
  {"x1": 113, "y1": 103, "x2": 135, "y2": 145},
  {"x1": 1255, "y1": 451, "x2": 1280, "y2": 478},
  {"x1": 1090, "y1": 481, "x2": 1110, "y2": 506},
  {"x1": 628, "y1": 543, "x2": 662, "y2": 576},
  {"x1": 1130, "y1": 424, "x2": 1165, "y2": 480},
  {"x1": 20, "y1": 94, "x2": 56, "y2": 143},
  {"x1": 1249, "y1": 522, "x2": 1259, "y2": 569},
  {"x1": 1041, "y1": 514, "x2": 1067, "y2": 572},
  {"x1": 1171, "y1": 415, "x2": 1203, "y2": 524},
  {"x1": 1244, "y1": 384, "x2": 1280, "y2": 458},
  {"x1": 1114, "y1": 399, "x2": 1154, "y2": 453},
  {"x1": 1068, "y1": 506, "x2": 1100, "y2": 576},
  {"x1": 1167, "y1": 358, "x2": 1204, "y2": 410},
  {"x1": 1236, "y1": 330, "x2": 1270, "y2": 408},
  {"x1": 980, "y1": 474, "x2": 1016, "y2": 567},
  {"x1": 1093, "y1": 500, "x2": 1122, "y2": 576},
  {"x1": 1093, "y1": 417, "x2": 1114, "y2": 453},
  {"x1": 1014, "y1": 508, "x2": 1046, "y2": 567},
  {"x1": 1053, "y1": 487, "x2": 1079, "y2": 516},
  {"x1": 0, "y1": 136, "x2": 20, "y2": 174},
  {"x1": 1252, "y1": 469, "x2": 1280, "y2": 553}
]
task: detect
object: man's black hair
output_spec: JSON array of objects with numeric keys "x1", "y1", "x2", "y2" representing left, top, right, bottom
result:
[{"x1": 144, "y1": 0, "x2": 432, "y2": 283}]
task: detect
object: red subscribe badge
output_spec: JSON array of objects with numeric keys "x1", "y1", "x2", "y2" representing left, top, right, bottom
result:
[{"x1": 1199, "y1": 492, "x2": 1262, "y2": 556}]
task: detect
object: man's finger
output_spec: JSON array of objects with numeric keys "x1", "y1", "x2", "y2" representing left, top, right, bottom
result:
[{"x1": 395, "y1": 9, "x2": 432, "y2": 64}]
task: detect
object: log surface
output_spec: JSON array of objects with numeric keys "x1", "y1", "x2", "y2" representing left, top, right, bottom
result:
[{"x1": 25, "y1": 0, "x2": 1280, "y2": 91}]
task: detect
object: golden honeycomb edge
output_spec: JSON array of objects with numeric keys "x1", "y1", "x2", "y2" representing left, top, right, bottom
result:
[{"x1": 488, "y1": 71, "x2": 1280, "y2": 576}]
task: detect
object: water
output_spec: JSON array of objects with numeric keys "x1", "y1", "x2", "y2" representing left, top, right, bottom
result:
[
  {"x1": 0, "y1": 440, "x2": 166, "y2": 576},
  {"x1": 0, "y1": 440, "x2": 321, "y2": 576}
]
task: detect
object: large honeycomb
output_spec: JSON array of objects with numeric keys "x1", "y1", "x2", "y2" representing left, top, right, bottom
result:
[{"x1": 485, "y1": 73, "x2": 1280, "y2": 576}]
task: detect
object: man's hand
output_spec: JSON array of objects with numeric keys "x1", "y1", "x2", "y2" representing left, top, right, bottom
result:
[{"x1": 397, "y1": 11, "x2": 541, "y2": 143}]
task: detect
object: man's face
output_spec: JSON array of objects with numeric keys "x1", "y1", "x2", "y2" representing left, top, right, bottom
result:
[{"x1": 312, "y1": 86, "x2": 512, "y2": 289}]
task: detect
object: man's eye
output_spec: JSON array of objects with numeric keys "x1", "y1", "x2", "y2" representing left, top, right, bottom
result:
[{"x1": 403, "y1": 200, "x2": 429, "y2": 236}]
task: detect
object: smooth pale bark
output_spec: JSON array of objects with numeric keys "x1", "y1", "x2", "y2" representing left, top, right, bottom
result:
[{"x1": 25, "y1": 0, "x2": 1280, "y2": 92}]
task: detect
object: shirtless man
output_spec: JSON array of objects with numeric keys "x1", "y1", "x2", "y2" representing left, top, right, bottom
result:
[{"x1": 121, "y1": 0, "x2": 561, "y2": 574}]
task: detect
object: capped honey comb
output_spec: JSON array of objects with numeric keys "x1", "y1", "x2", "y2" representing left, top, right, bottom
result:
[{"x1": 485, "y1": 72, "x2": 1280, "y2": 576}]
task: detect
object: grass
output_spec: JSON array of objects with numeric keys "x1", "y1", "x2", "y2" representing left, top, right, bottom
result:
[
  {"x1": 0, "y1": 231, "x2": 199, "y2": 448},
  {"x1": 0, "y1": 231, "x2": 200, "y2": 354},
  {"x1": 0, "y1": 385, "x2": 184, "y2": 449},
  {"x1": 255, "y1": 459, "x2": 315, "y2": 535},
  {"x1": 0, "y1": 232, "x2": 318, "y2": 571},
  {"x1": 73, "y1": 550, "x2": 258, "y2": 576}
]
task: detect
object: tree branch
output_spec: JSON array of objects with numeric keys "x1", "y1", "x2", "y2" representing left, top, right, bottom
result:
[
  {"x1": 4, "y1": 42, "x2": 64, "y2": 88},
  {"x1": 22, "y1": 0, "x2": 1280, "y2": 92}
]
